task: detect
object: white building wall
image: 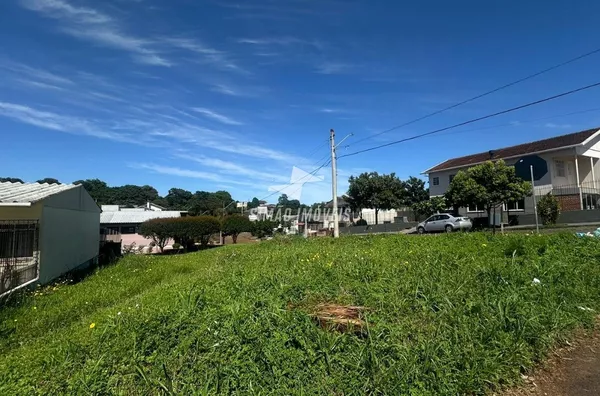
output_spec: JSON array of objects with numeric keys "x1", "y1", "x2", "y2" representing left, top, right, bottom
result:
[
  {"x1": 38, "y1": 187, "x2": 100, "y2": 284},
  {"x1": 360, "y1": 209, "x2": 397, "y2": 225}
]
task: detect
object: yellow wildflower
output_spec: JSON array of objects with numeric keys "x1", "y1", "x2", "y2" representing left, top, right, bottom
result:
[{"x1": 89, "y1": 323, "x2": 96, "y2": 329}]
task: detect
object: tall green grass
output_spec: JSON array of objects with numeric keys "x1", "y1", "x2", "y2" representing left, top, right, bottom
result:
[{"x1": 1, "y1": 233, "x2": 599, "y2": 395}]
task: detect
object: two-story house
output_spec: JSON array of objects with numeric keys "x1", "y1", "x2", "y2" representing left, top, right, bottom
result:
[{"x1": 423, "y1": 127, "x2": 600, "y2": 218}]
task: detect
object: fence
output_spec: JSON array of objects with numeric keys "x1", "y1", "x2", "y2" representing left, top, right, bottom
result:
[
  {"x1": 534, "y1": 179, "x2": 600, "y2": 211},
  {"x1": 0, "y1": 220, "x2": 39, "y2": 296}
]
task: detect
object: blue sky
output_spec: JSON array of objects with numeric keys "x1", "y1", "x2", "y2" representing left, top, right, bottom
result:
[{"x1": 2, "y1": 0, "x2": 600, "y2": 204}]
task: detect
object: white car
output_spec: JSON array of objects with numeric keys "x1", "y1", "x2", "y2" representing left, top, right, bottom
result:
[{"x1": 417, "y1": 214, "x2": 472, "y2": 234}]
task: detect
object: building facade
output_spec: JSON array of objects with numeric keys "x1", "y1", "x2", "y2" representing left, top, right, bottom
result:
[{"x1": 424, "y1": 128, "x2": 600, "y2": 219}]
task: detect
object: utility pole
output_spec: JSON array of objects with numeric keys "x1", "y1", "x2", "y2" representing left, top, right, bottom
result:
[
  {"x1": 220, "y1": 201, "x2": 225, "y2": 244},
  {"x1": 530, "y1": 165, "x2": 540, "y2": 234},
  {"x1": 330, "y1": 129, "x2": 339, "y2": 238}
]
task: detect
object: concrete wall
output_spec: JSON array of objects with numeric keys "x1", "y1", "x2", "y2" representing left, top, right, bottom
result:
[
  {"x1": 38, "y1": 186, "x2": 100, "y2": 284},
  {"x1": 513, "y1": 209, "x2": 600, "y2": 226}
]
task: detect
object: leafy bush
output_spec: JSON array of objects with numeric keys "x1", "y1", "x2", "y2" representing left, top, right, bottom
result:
[
  {"x1": 222, "y1": 215, "x2": 252, "y2": 244},
  {"x1": 354, "y1": 218, "x2": 368, "y2": 226},
  {"x1": 537, "y1": 193, "x2": 560, "y2": 225},
  {"x1": 251, "y1": 219, "x2": 277, "y2": 238},
  {"x1": 170, "y1": 216, "x2": 221, "y2": 249},
  {"x1": 139, "y1": 218, "x2": 173, "y2": 252}
]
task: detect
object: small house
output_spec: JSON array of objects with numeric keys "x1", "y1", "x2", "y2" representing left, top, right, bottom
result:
[{"x1": 0, "y1": 182, "x2": 100, "y2": 295}]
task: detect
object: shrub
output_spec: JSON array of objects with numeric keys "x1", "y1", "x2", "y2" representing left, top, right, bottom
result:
[
  {"x1": 222, "y1": 215, "x2": 252, "y2": 244},
  {"x1": 537, "y1": 193, "x2": 560, "y2": 225},
  {"x1": 139, "y1": 219, "x2": 173, "y2": 252},
  {"x1": 355, "y1": 218, "x2": 368, "y2": 226},
  {"x1": 171, "y1": 216, "x2": 221, "y2": 248},
  {"x1": 251, "y1": 220, "x2": 277, "y2": 238}
]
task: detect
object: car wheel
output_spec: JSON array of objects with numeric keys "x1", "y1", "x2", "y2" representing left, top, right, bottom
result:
[
  {"x1": 444, "y1": 225, "x2": 453, "y2": 233},
  {"x1": 417, "y1": 226, "x2": 425, "y2": 234}
]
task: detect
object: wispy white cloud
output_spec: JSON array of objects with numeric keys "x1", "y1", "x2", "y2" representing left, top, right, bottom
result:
[
  {"x1": 319, "y1": 108, "x2": 346, "y2": 114},
  {"x1": 237, "y1": 36, "x2": 322, "y2": 49},
  {"x1": 130, "y1": 163, "x2": 259, "y2": 187},
  {"x1": 163, "y1": 38, "x2": 243, "y2": 72},
  {"x1": 191, "y1": 107, "x2": 243, "y2": 125},
  {"x1": 315, "y1": 62, "x2": 354, "y2": 75},
  {"x1": 63, "y1": 27, "x2": 172, "y2": 66},
  {"x1": 0, "y1": 101, "x2": 140, "y2": 143},
  {"x1": 544, "y1": 122, "x2": 573, "y2": 129},
  {"x1": 20, "y1": 0, "x2": 236, "y2": 69},
  {"x1": 174, "y1": 153, "x2": 288, "y2": 182},
  {"x1": 129, "y1": 163, "x2": 223, "y2": 181},
  {"x1": 0, "y1": 60, "x2": 75, "y2": 86},
  {"x1": 211, "y1": 83, "x2": 242, "y2": 96},
  {"x1": 20, "y1": 0, "x2": 112, "y2": 24}
]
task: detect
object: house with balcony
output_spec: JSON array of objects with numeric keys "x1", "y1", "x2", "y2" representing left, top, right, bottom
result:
[{"x1": 423, "y1": 127, "x2": 600, "y2": 219}]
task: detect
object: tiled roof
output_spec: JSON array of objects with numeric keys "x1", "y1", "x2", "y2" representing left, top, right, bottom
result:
[
  {"x1": 0, "y1": 182, "x2": 78, "y2": 204},
  {"x1": 100, "y1": 210, "x2": 183, "y2": 224},
  {"x1": 425, "y1": 127, "x2": 600, "y2": 173}
]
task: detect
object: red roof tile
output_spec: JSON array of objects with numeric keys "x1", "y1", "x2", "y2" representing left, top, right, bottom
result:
[{"x1": 426, "y1": 127, "x2": 599, "y2": 173}]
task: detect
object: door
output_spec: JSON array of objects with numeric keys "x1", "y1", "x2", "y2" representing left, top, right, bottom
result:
[
  {"x1": 436, "y1": 214, "x2": 451, "y2": 231},
  {"x1": 424, "y1": 215, "x2": 439, "y2": 232}
]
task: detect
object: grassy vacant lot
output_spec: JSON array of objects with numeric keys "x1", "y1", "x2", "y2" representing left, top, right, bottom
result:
[{"x1": 1, "y1": 233, "x2": 599, "y2": 395}]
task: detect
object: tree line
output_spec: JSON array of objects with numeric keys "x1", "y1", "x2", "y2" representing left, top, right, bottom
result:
[{"x1": 345, "y1": 160, "x2": 532, "y2": 225}]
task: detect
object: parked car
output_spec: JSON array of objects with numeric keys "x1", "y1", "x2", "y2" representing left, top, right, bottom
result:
[{"x1": 417, "y1": 214, "x2": 472, "y2": 234}]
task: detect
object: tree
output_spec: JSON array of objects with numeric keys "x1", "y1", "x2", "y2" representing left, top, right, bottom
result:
[
  {"x1": 139, "y1": 218, "x2": 173, "y2": 253},
  {"x1": 445, "y1": 160, "x2": 532, "y2": 229},
  {"x1": 346, "y1": 172, "x2": 405, "y2": 224},
  {"x1": 251, "y1": 220, "x2": 277, "y2": 239},
  {"x1": 404, "y1": 176, "x2": 429, "y2": 206},
  {"x1": 0, "y1": 177, "x2": 24, "y2": 183},
  {"x1": 169, "y1": 216, "x2": 222, "y2": 249},
  {"x1": 165, "y1": 188, "x2": 193, "y2": 210},
  {"x1": 412, "y1": 196, "x2": 447, "y2": 221},
  {"x1": 537, "y1": 193, "x2": 560, "y2": 225},
  {"x1": 222, "y1": 215, "x2": 252, "y2": 243},
  {"x1": 37, "y1": 178, "x2": 59, "y2": 184},
  {"x1": 74, "y1": 179, "x2": 110, "y2": 203},
  {"x1": 247, "y1": 197, "x2": 261, "y2": 209}
]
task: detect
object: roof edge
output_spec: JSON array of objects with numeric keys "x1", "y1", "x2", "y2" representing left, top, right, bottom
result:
[
  {"x1": 424, "y1": 143, "x2": 581, "y2": 174},
  {"x1": 580, "y1": 128, "x2": 600, "y2": 146}
]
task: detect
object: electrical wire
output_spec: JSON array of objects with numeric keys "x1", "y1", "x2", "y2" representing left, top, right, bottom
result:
[
  {"x1": 348, "y1": 46, "x2": 600, "y2": 147},
  {"x1": 339, "y1": 80, "x2": 600, "y2": 159},
  {"x1": 432, "y1": 106, "x2": 600, "y2": 138}
]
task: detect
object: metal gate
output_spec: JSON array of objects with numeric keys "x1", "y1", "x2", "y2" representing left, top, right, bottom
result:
[{"x1": 0, "y1": 220, "x2": 39, "y2": 296}]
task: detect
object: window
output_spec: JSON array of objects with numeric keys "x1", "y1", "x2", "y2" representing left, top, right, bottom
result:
[
  {"x1": 432, "y1": 177, "x2": 439, "y2": 186},
  {"x1": 467, "y1": 204, "x2": 484, "y2": 213},
  {"x1": 120, "y1": 226, "x2": 137, "y2": 234},
  {"x1": 449, "y1": 174, "x2": 455, "y2": 183},
  {"x1": 426, "y1": 215, "x2": 438, "y2": 222},
  {"x1": 506, "y1": 199, "x2": 525, "y2": 211},
  {"x1": 438, "y1": 214, "x2": 450, "y2": 220},
  {"x1": 555, "y1": 160, "x2": 566, "y2": 177}
]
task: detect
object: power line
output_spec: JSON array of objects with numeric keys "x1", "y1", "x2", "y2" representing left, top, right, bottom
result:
[
  {"x1": 348, "y1": 46, "x2": 600, "y2": 147},
  {"x1": 432, "y1": 106, "x2": 600, "y2": 138},
  {"x1": 259, "y1": 158, "x2": 332, "y2": 203},
  {"x1": 339, "y1": 80, "x2": 600, "y2": 159}
]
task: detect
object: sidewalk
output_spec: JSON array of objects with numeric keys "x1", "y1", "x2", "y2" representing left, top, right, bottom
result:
[{"x1": 505, "y1": 328, "x2": 600, "y2": 396}]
